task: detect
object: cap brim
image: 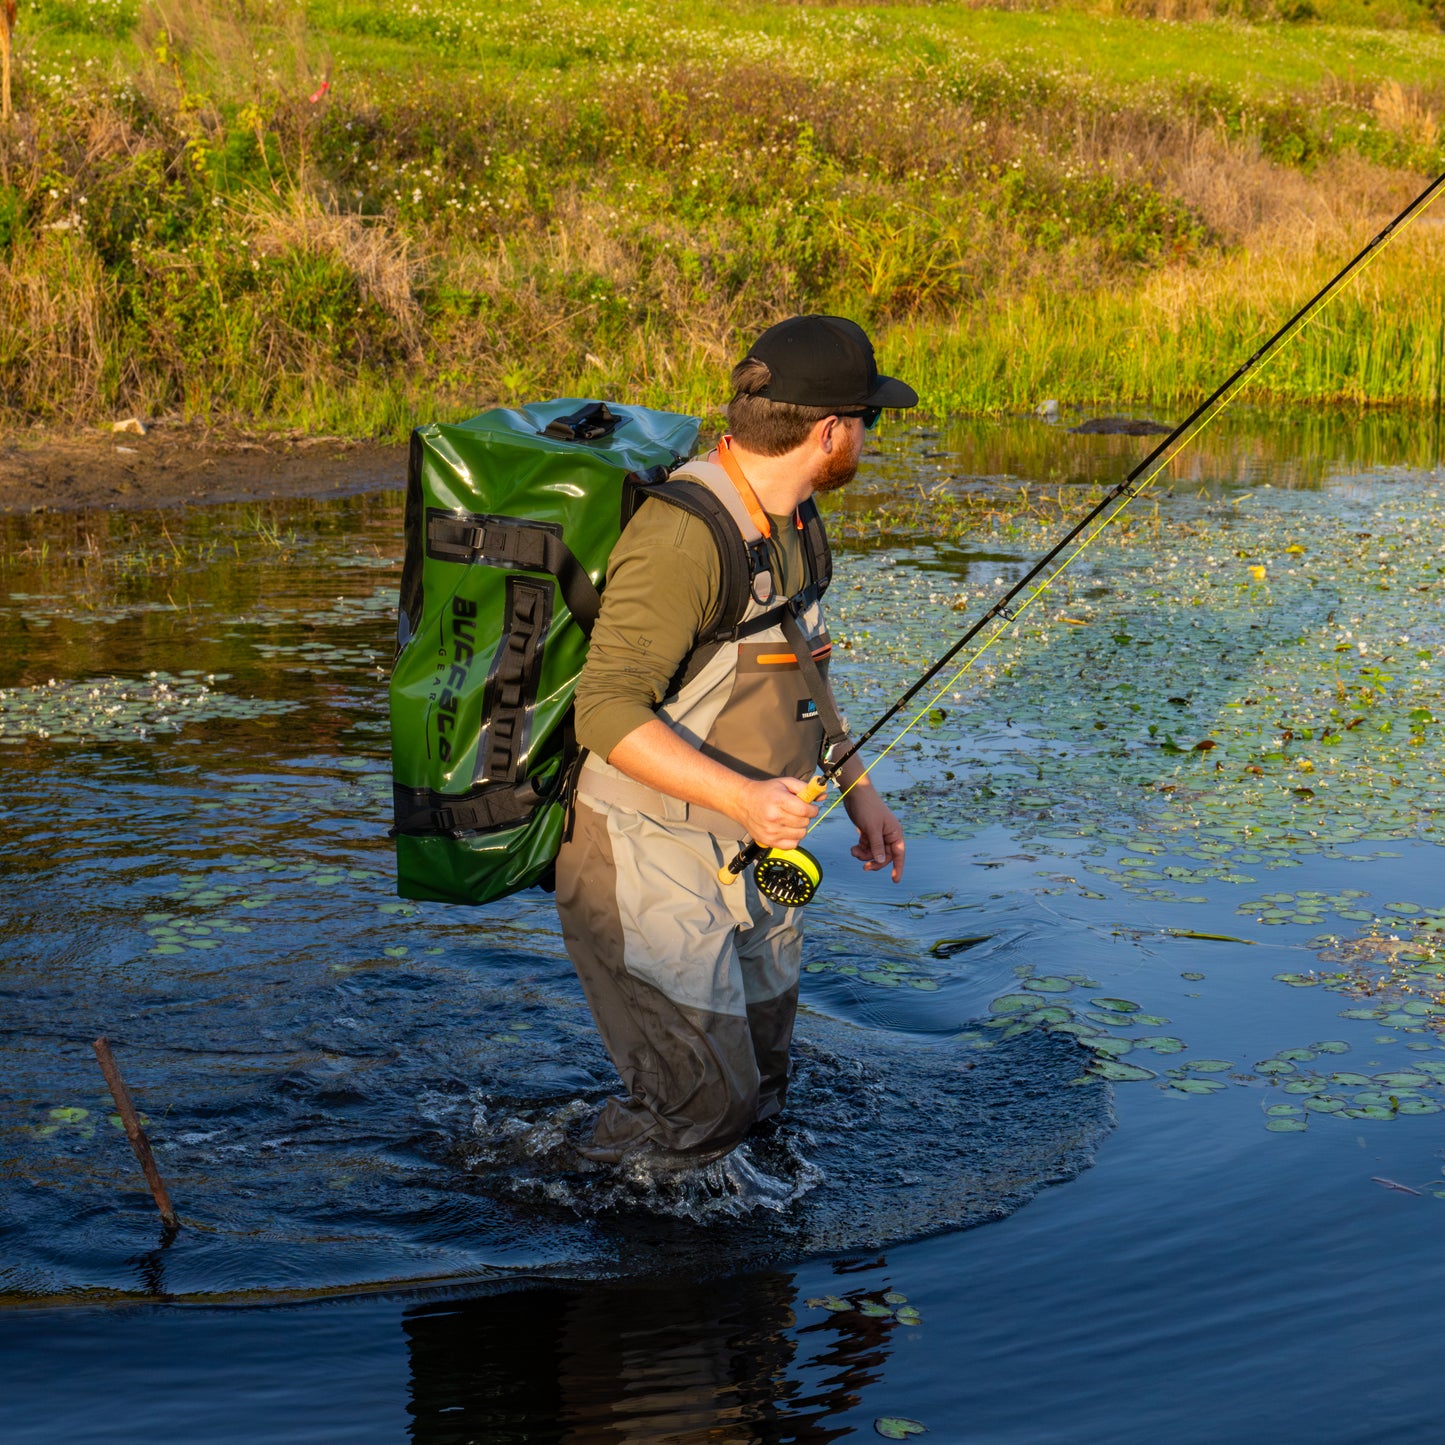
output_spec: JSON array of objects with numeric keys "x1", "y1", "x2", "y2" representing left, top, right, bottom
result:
[{"x1": 864, "y1": 374, "x2": 919, "y2": 409}]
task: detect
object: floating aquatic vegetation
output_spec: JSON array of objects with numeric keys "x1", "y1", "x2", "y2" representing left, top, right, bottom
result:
[
  {"x1": 874, "y1": 1420, "x2": 927, "y2": 1440},
  {"x1": 0, "y1": 674, "x2": 299, "y2": 743},
  {"x1": 835, "y1": 478, "x2": 1445, "y2": 874},
  {"x1": 975, "y1": 956, "x2": 1445, "y2": 1136}
]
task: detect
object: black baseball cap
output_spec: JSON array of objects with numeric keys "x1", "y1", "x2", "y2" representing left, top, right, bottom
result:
[{"x1": 740, "y1": 315, "x2": 918, "y2": 410}]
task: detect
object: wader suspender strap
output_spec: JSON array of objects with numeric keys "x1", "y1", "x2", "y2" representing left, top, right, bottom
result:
[{"x1": 779, "y1": 607, "x2": 850, "y2": 760}]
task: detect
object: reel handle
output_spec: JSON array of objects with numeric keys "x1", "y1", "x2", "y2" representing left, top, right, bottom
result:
[{"x1": 717, "y1": 776, "x2": 828, "y2": 886}]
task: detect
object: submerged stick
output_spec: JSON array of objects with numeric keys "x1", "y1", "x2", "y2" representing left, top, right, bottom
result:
[{"x1": 92, "y1": 1036, "x2": 179, "y2": 1230}]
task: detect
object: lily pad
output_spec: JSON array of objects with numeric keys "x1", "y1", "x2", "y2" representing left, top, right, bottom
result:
[
  {"x1": 1088, "y1": 1058, "x2": 1156, "y2": 1082},
  {"x1": 930, "y1": 937, "x2": 989, "y2": 958},
  {"x1": 990, "y1": 993, "x2": 1047, "y2": 1015},
  {"x1": 875, "y1": 1421, "x2": 927, "y2": 1440},
  {"x1": 1265, "y1": 1118, "x2": 1308, "y2": 1132},
  {"x1": 1023, "y1": 1006, "x2": 1072, "y2": 1025},
  {"x1": 1087, "y1": 1036, "x2": 1135, "y2": 1057},
  {"x1": 1089, "y1": 997, "x2": 1141, "y2": 1013}
]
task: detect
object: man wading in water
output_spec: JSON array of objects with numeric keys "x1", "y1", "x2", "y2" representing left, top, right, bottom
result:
[{"x1": 557, "y1": 316, "x2": 913, "y2": 1168}]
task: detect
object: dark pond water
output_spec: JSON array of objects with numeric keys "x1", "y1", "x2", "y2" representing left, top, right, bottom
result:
[{"x1": 3, "y1": 407, "x2": 1445, "y2": 1441}]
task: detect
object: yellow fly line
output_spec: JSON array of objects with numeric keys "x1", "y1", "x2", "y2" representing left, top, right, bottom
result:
[{"x1": 809, "y1": 171, "x2": 1445, "y2": 835}]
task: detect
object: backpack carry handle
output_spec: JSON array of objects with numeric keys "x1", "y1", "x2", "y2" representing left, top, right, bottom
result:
[{"x1": 542, "y1": 401, "x2": 628, "y2": 442}]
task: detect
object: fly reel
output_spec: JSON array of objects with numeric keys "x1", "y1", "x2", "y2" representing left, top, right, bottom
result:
[{"x1": 753, "y1": 846, "x2": 823, "y2": 907}]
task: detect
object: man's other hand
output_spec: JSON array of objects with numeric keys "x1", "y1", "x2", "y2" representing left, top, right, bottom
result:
[{"x1": 842, "y1": 780, "x2": 905, "y2": 883}]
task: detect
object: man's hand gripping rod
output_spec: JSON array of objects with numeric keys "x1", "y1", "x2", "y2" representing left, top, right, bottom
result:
[{"x1": 718, "y1": 775, "x2": 830, "y2": 888}]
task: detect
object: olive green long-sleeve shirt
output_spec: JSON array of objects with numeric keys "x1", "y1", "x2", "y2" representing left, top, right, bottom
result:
[{"x1": 573, "y1": 496, "x2": 807, "y2": 762}]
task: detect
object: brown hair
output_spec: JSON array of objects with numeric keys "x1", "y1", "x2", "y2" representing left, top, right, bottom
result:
[{"x1": 725, "y1": 356, "x2": 836, "y2": 456}]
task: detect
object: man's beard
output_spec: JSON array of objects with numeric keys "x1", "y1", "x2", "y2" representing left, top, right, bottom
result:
[{"x1": 812, "y1": 431, "x2": 861, "y2": 493}]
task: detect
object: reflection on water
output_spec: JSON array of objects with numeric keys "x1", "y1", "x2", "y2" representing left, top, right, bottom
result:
[
  {"x1": 929, "y1": 404, "x2": 1443, "y2": 493},
  {"x1": 404, "y1": 1268, "x2": 899, "y2": 1445}
]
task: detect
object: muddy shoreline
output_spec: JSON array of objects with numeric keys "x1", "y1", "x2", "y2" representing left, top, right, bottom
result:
[{"x1": 0, "y1": 425, "x2": 407, "y2": 514}]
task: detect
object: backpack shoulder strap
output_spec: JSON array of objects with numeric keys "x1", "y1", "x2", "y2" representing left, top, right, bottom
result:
[
  {"x1": 626, "y1": 461, "x2": 765, "y2": 644},
  {"x1": 797, "y1": 496, "x2": 832, "y2": 601}
]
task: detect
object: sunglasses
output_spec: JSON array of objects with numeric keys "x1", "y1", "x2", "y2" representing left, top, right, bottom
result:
[{"x1": 836, "y1": 407, "x2": 882, "y2": 430}]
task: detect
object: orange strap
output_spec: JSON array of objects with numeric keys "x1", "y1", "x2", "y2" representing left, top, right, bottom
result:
[{"x1": 716, "y1": 435, "x2": 773, "y2": 540}]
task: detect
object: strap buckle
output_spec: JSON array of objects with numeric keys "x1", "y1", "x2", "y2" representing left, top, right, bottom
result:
[{"x1": 748, "y1": 538, "x2": 776, "y2": 606}]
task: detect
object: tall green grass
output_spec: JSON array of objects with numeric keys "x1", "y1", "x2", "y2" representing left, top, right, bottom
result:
[
  {"x1": 1, "y1": 0, "x2": 1442, "y2": 436},
  {"x1": 889, "y1": 223, "x2": 1445, "y2": 414}
]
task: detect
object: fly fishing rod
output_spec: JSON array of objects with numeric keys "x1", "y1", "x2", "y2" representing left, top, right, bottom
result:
[{"x1": 722, "y1": 165, "x2": 1445, "y2": 906}]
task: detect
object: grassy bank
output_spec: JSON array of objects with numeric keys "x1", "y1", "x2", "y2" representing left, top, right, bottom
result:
[{"x1": 1, "y1": 0, "x2": 1443, "y2": 436}]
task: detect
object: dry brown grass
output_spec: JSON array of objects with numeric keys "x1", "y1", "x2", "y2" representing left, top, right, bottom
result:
[
  {"x1": 242, "y1": 189, "x2": 425, "y2": 350},
  {"x1": 0, "y1": 234, "x2": 112, "y2": 419},
  {"x1": 1373, "y1": 81, "x2": 1442, "y2": 151}
]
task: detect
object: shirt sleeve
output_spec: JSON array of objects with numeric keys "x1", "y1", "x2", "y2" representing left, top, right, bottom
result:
[{"x1": 572, "y1": 498, "x2": 722, "y2": 762}]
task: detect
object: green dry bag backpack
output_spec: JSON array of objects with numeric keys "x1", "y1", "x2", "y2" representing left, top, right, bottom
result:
[{"x1": 389, "y1": 398, "x2": 700, "y2": 904}]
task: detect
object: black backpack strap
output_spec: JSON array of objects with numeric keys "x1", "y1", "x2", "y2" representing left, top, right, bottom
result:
[
  {"x1": 625, "y1": 477, "x2": 754, "y2": 645},
  {"x1": 397, "y1": 428, "x2": 428, "y2": 654},
  {"x1": 391, "y1": 777, "x2": 547, "y2": 839},
  {"x1": 425, "y1": 506, "x2": 603, "y2": 635},
  {"x1": 797, "y1": 496, "x2": 833, "y2": 601},
  {"x1": 392, "y1": 569, "x2": 564, "y2": 839}
]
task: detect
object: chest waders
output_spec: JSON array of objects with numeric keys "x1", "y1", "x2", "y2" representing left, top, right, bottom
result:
[
  {"x1": 571, "y1": 446, "x2": 841, "y2": 852},
  {"x1": 680, "y1": 437, "x2": 847, "y2": 909}
]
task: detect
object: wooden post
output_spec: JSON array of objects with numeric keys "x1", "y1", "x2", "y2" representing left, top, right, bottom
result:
[
  {"x1": 92, "y1": 1036, "x2": 180, "y2": 1230},
  {"x1": 1, "y1": 1, "x2": 15, "y2": 125}
]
